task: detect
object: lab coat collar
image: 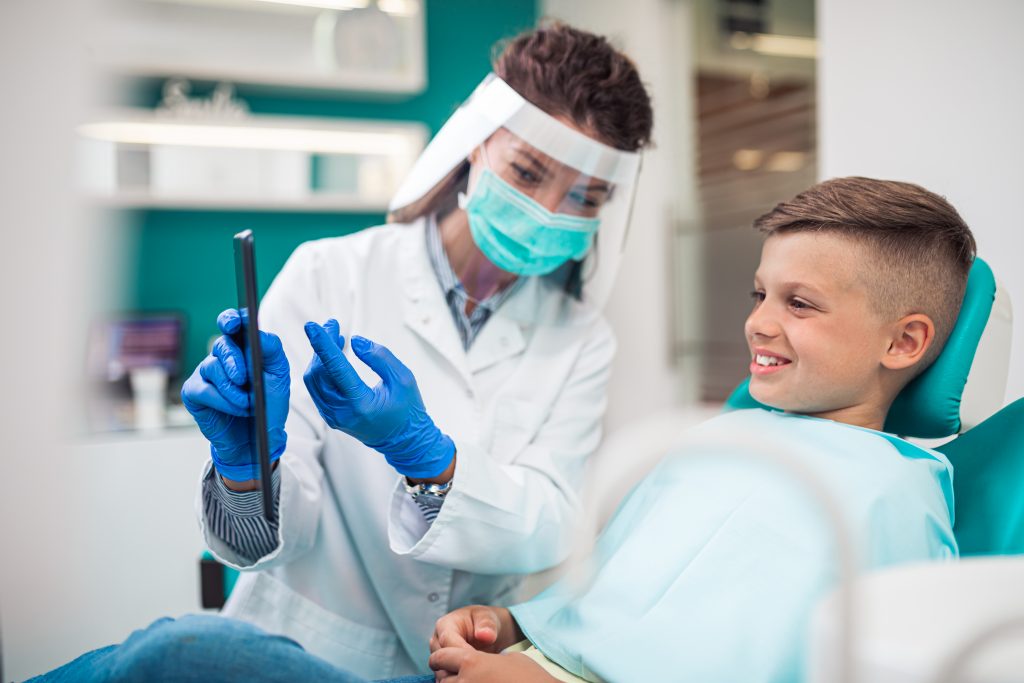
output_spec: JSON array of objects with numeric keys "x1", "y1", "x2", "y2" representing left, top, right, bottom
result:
[{"x1": 398, "y1": 218, "x2": 535, "y2": 380}]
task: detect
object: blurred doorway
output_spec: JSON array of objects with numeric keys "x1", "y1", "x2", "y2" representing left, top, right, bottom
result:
[{"x1": 674, "y1": 0, "x2": 817, "y2": 401}]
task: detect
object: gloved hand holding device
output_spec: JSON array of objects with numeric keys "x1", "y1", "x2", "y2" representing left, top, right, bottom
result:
[
  {"x1": 181, "y1": 308, "x2": 291, "y2": 483},
  {"x1": 303, "y1": 319, "x2": 456, "y2": 480}
]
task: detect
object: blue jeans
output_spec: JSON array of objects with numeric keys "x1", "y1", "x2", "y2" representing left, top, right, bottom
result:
[{"x1": 27, "y1": 614, "x2": 435, "y2": 683}]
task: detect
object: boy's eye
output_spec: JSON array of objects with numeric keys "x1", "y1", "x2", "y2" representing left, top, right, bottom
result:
[
  {"x1": 750, "y1": 290, "x2": 765, "y2": 304},
  {"x1": 789, "y1": 297, "x2": 811, "y2": 311}
]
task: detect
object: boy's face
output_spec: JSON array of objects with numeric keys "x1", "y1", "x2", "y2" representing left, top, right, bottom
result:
[{"x1": 745, "y1": 231, "x2": 893, "y2": 422}]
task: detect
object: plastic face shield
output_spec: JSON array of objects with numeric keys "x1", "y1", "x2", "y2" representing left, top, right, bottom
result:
[{"x1": 389, "y1": 75, "x2": 642, "y2": 306}]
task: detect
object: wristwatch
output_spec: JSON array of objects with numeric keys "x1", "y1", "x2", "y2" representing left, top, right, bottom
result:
[{"x1": 404, "y1": 477, "x2": 453, "y2": 508}]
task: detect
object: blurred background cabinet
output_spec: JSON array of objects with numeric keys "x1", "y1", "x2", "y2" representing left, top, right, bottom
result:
[{"x1": 94, "y1": 0, "x2": 427, "y2": 95}]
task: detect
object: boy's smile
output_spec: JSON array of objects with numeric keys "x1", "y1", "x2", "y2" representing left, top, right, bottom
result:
[{"x1": 745, "y1": 231, "x2": 896, "y2": 429}]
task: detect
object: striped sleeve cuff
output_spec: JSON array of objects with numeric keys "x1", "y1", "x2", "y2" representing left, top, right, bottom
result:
[
  {"x1": 208, "y1": 468, "x2": 282, "y2": 516},
  {"x1": 203, "y1": 467, "x2": 282, "y2": 563},
  {"x1": 414, "y1": 494, "x2": 444, "y2": 525}
]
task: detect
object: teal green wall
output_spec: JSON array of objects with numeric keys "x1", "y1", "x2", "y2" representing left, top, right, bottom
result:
[{"x1": 121, "y1": 0, "x2": 538, "y2": 374}]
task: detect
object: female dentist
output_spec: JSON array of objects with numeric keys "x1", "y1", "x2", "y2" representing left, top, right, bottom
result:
[{"x1": 181, "y1": 23, "x2": 653, "y2": 680}]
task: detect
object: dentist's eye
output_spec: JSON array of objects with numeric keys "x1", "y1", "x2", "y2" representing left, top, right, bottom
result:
[
  {"x1": 568, "y1": 191, "x2": 600, "y2": 209},
  {"x1": 511, "y1": 163, "x2": 541, "y2": 184}
]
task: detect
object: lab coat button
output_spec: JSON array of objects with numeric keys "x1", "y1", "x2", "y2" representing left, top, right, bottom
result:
[
  {"x1": 499, "y1": 337, "x2": 509, "y2": 347},
  {"x1": 422, "y1": 315, "x2": 431, "y2": 325},
  {"x1": 465, "y1": 387, "x2": 474, "y2": 398},
  {"x1": 427, "y1": 592, "x2": 440, "y2": 603}
]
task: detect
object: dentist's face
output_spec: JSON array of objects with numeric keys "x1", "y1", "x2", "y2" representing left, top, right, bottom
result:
[
  {"x1": 468, "y1": 127, "x2": 613, "y2": 218},
  {"x1": 745, "y1": 232, "x2": 891, "y2": 418}
]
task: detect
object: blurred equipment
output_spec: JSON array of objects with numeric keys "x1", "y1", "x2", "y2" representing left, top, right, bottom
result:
[
  {"x1": 85, "y1": 313, "x2": 184, "y2": 431},
  {"x1": 809, "y1": 557, "x2": 1024, "y2": 683},
  {"x1": 129, "y1": 366, "x2": 169, "y2": 432}
]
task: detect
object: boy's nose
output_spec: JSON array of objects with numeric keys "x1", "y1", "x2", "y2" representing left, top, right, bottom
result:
[{"x1": 745, "y1": 305, "x2": 781, "y2": 341}]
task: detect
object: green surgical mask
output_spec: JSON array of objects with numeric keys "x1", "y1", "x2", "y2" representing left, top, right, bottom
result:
[{"x1": 461, "y1": 169, "x2": 600, "y2": 276}]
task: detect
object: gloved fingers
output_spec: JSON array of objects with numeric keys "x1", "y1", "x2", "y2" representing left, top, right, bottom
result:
[
  {"x1": 182, "y1": 371, "x2": 248, "y2": 421},
  {"x1": 302, "y1": 364, "x2": 336, "y2": 413},
  {"x1": 216, "y1": 308, "x2": 242, "y2": 336},
  {"x1": 211, "y1": 335, "x2": 246, "y2": 386},
  {"x1": 197, "y1": 356, "x2": 251, "y2": 415},
  {"x1": 304, "y1": 321, "x2": 369, "y2": 397},
  {"x1": 258, "y1": 330, "x2": 291, "y2": 379},
  {"x1": 350, "y1": 335, "x2": 413, "y2": 388}
]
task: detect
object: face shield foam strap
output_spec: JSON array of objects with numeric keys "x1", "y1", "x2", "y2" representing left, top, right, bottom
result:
[{"x1": 474, "y1": 76, "x2": 641, "y2": 184}]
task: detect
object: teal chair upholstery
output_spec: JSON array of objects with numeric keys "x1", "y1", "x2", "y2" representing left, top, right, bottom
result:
[
  {"x1": 725, "y1": 257, "x2": 1021, "y2": 555},
  {"x1": 937, "y1": 398, "x2": 1024, "y2": 555}
]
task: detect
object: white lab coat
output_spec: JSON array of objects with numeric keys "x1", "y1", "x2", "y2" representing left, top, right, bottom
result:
[{"x1": 196, "y1": 219, "x2": 616, "y2": 679}]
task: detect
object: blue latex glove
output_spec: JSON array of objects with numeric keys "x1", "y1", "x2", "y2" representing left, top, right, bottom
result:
[
  {"x1": 181, "y1": 309, "x2": 291, "y2": 482},
  {"x1": 302, "y1": 319, "x2": 455, "y2": 480}
]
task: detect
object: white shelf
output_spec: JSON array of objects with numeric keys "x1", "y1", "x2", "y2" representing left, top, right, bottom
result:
[
  {"x1": 78, "y1": 109, "x2": 428, "y2": 212},
  {"x1": 94, "y1": 0, "x2": 427, "y2": 95},
  {"x1": 90, "y1": 191, "x2": 390, "y2": 212}
]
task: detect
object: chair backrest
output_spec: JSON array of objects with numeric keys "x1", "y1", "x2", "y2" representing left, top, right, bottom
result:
[{"x1": 725, "y1": 257, "x2": 1019, "y2": 554}]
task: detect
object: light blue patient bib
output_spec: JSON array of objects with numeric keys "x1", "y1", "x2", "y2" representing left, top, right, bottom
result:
[{"x1": 510, "y1": 409, "x2": 957, "y2": 683}]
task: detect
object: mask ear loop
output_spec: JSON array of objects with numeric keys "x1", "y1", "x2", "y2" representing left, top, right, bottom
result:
[
  {"x1": 479, "y1": 139, "x2": 494, "y2": 169},
  {"x1": 457, "y1": 142, "x2": 492, "y2": 211}
]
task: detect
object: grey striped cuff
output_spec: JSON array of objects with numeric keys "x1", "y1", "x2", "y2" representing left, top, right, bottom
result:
[
  {"x1": 208, "y1": 467, "x2": 282, "y2": 516},
  {"x1": 203, "y1": 466, "x2": 282, "y2": 563}
]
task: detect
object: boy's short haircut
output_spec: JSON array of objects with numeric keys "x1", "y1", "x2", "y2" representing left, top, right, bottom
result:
[{"x1": 753, "y1": 176, "x2": 977, "y2": 369}]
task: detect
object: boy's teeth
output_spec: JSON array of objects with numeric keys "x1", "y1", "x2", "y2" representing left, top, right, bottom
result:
[{"x1": 755, "y1": 354, "x2": 783, "y2": 366}]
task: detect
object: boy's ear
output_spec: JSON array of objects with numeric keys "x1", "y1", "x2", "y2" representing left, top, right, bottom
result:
[{"x1": 882, "y1": 314, "x2": 936, "y2": 371}]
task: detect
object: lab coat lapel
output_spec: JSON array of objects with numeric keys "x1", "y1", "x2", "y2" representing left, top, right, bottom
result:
[
  {"x1": 465, "y1": 278, "x2": 538, "y2": 374},
  {"x1": 400, "y1": 222, "x2": 474, "y2": 385}
]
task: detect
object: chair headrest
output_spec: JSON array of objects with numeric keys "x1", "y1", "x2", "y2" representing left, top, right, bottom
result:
[{"x1": 725, "y1": 258, "x2": 1012, "y2": 438}]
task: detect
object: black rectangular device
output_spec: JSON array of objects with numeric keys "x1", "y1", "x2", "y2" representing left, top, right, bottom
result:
[{"x1": 233, "y1": 229, "x2": 275, "y2": 522}]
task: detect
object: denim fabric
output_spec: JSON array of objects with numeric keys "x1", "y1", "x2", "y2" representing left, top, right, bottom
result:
[{"x1": 27, "y1": 614, "x2": 434, "y2": 683}]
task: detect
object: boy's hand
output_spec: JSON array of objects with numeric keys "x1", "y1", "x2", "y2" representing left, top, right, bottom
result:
[
  {"x1": 429, "y1": 605, "x2": 521, "y2": 656},
  {"x1": 428, "y1": 650, "x2": 557, "y2": 683}
]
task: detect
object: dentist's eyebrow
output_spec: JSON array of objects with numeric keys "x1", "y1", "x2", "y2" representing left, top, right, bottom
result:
[
  {"x1": 516, "y1": 146, "x2": 612, "y2": 195},
  {"x1": 514, "y1": 149, "x2": 550, "y2": 175},
  {"x1": 577, "y1": 180, "x2": 612, "y2": 195}
]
